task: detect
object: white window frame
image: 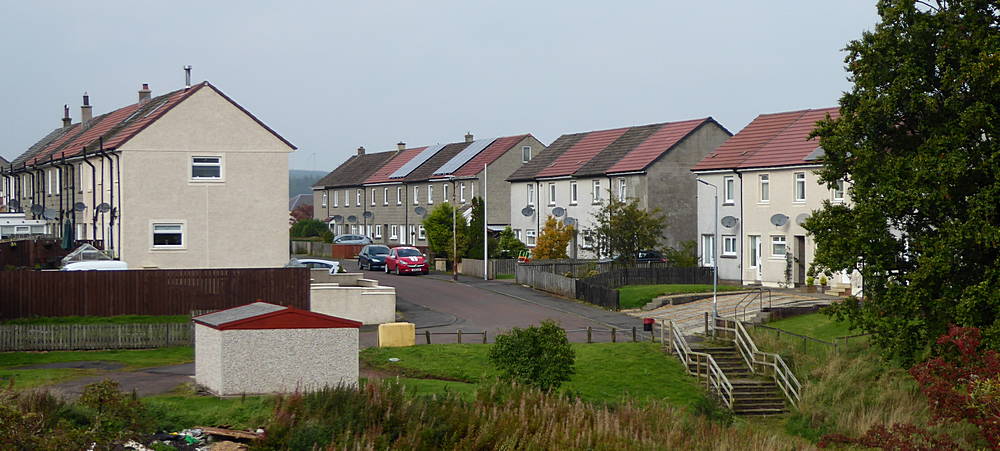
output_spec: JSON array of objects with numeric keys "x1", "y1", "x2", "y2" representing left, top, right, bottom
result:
[
  {"x1": 344, "y1": 190, "x2": 350, "y2": 207},
  {"x1": 618, "y1": 178, "x2": 627, "y2": 201},
  {"x1": 413, "y1": 186, "x2": 419, "y2": 205},
  {"x1": 526, "y1": 229, "x2": 536, "y2": 246},
  {"x1": 408, "y1": 225, "x2": 416, "y2": 244},
  {"x1": 151, "y1": 221, "x2": 186, "y2": 250},
  {"x1": 396, "y1": 187, "x2": 402, "y2": 205},
  {"x1": 522, "y1": 146, "x2": 531, "y2": 163},
  {"x1": 592, "y1": 180, "x2": 601, "y2": 203},
  {"x1": 374, "y1": 224, "x2": 383, "y2": 239},
  {"x1": 383, "y1": 187, "x2": 389, "y2": 206},
  {"x1": 527, "y1": 184, "x2": 535, "y2": 206},
  {"x1": 548, "y1": 183, "x2": 556, "y2": 206},
  {"x1": 759, "y1": 174, "x2": 769, "y2": 203},
  {"x1": 356, "y1": 189, "x2": 362, "y2": 206},
  {"x1": 702, "y1": 234, "x2": 715, "y2": 266},
  {"x1": 390, "y1": 224, "x2": 399, "y2": 240},
  {"x1": 722, "y1": 235, "x2": 737, "y2": 256},
  {"x1": 470, "y1": 182, "x2": 474, "y2": 200},
  {"x1": 370, "y1": 189, "x2": 376, "y2": 206},
  {"x1": 771, "y1": 235, "x2": 787, "y2": 257},
  {"x1": 427, "y1": 185, "x2": 434, "y2": 204},
  {"x1": 418, "y1": 225, "x2": 426, "y2": 240},
  {"x1": 460, "y1": 183, "x2": 466, "y2": 203},
  {"x1": 514, "y1": 229, "x2": 522, "y2": 241},
  {"x1": 14, "y1": 225, "x2": 30, "y2": 234},
  {"x1": 570, "y1": 181, "x2": 578, "y2": 205},
  {"x1": 723, "y1": 176, "x2": 735, "y2": 204},
  {"x1": 794, "y1": 172, "x2": 806, "y2": 202},
  {"x1": 832, "y1": 179, "x2": 845, "y2": 202},
  {"x1": 190, "y1": 155, "x2": 223, "y2": 182},
  {"x1": 321, "y1": 192, "x2": 328, "y2": 208},
  {"x1": 443, "y1": 183, "x2": 449, "y2": 203}
]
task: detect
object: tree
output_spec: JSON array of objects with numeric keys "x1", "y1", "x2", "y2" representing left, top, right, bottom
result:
[
  {"x1": 805, "y1": 1, "x2": 1000, "y2": 362},
  {"x1": 290, "y1": 204, "x2": 314, "y2": 223},
  {"x1": 488, "y1": 321, "x2": 576, "y2": 391},
  {"x1": 465, "y1": 197, "x2": 498, "y2": 259},
  {"x1": 496, "y1": 226, "x2": 527, "y2": 259},
  {"x1": 588, "y1": 197, "x2": 667, "y2": 264},
  {"x1": 533, "y1": 216, "x2": 575, "y2": 260},
  {"x1": 422, "y1": 203, "x2": 468, "y2": 261},
  {"x1": 664, "y1": 240, "x2": 698, "y2": 268},
  {"x1": 290, "y1": 218, "x2": 328, "y2": 239}
]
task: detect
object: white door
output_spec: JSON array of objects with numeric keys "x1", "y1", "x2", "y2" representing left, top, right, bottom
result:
[{"x1": 749, "y1": 235, "x2": 762, "y2": 281}]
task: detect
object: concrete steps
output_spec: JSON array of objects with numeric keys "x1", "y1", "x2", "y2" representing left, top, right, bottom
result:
[{"x1": 687, "y1": 345, "x2": 788, "y2": 416}]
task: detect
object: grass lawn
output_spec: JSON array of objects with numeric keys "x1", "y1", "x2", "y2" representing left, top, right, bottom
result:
[
  {"x1": 618, "y1": 284, "x2": 744, "y2": 310},
  {"x1": 495, "y1": 273, "x2": 515, "y2": 280},
  {"x1": 0, "y1": 346, "x2": 194, "y2": 389},
  {"x1": 765, "y1": 313, "x2": 856, "y2": 342},
  {"x1": 361, "y1": 342, "x2": 705, "y2": 406},
  {"x1": 0, "y1": 315, "x2": 191, "y2": 325},
  {"x1": 142, "y1": 385, "x2": 274, "y2": 432}
]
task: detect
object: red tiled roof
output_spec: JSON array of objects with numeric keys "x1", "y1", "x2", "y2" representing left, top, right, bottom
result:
[
  {"x1": 363, "y1": 147, "x2": 427, "y2": 184},
  {"x1": 691, "y1": 108, "x2": 838, "y2": 171},
  {"x1": 535, "y1": 127, "x2": 629, "y2": 178},
  {"x1": 606, "y1": 118, "x2": 710, "y2": 174},
  {"x1": 451, "y1": 134, "x2": 529, "y2": 177}
]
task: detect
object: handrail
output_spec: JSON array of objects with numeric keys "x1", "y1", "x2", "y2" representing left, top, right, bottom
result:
[
  {"x1": 714, "y1": 317, "x2": 801, "y2": 407},
  {"x1": 665, "y1": 320, "x2": 734, "y2": 409},
  {"x1": 742, "y1": 287, "x2": 772, "y2": 321},
  {"x1": 733, "y1": 287, "x2": 772, "y2": 322}
]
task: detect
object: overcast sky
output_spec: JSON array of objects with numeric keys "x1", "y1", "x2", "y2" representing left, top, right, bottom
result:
[{"x1": 1, "y1": 1, "x2": 878, "y2": 171}]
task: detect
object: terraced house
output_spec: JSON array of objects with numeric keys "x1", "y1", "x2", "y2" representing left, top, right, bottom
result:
[
  {"x1": 313, "y1": 133, "x2": 544, "y2": 246},
  {"x1": 0, "y1": 80, "x2": 295, "y2": 268},
  {"x1": 691, "y1": 107, "x2": 860, "y2": 294},
  {"x1": 507, "y1": 118, "x2": 732, "y2": 258}
]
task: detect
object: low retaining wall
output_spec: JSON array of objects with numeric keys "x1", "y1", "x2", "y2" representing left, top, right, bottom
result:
[{"x1": 310, "y1": 282, "x2": 396, "y2": 325}]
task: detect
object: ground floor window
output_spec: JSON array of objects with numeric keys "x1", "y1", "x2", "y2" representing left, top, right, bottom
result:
[
  {"x1": 526, "y1": 229, "x2": 536, "y2": 246},
  {"x1": 418, "y1": 225, "x2": 426, "y2": 241},
  {"x1": 374, "y1": 224, "x2": 383, "y2": 239},
  {"x1": 390, "y1": 224, "x2": 399, "y2": 240},
  {"x1": 152, "y1": 223, "x2": 184, "y2": 248},
  {"x1": 351, "y1": 225, "x2": 358, "y2": 234},
  {"x1": 771, "y1": 235, "x2": 786, "y2": 257}
]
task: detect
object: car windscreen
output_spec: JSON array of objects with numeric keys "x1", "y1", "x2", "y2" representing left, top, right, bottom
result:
[
  {"x1": 370, "y1": 246, "x2": 390, "y2": 255},
  {"x1": 639, "y1": 251, "x2": 662, "y2": 259},
  {"x1": 396, "y1": 248, "x2": 421, "y2": 257}
]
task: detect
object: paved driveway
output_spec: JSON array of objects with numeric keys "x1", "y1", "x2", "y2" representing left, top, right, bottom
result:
[{"x1": 633, "y1": 290, "x2": 836, "y2": 334}]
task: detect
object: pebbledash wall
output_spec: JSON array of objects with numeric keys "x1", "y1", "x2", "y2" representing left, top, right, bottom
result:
[
  {"x1": 118, "y1": 87, "x2": 291, "y2": 268},
  {"x1": 195, "y1": 325, "x2": 358, "y2": 396}
]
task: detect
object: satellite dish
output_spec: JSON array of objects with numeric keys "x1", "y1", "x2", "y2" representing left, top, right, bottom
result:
[
  {"x1": 97, "y1": 203, "x2": 111, "y2": 213},
  {"x1": 564, "y1": 217, "x2": 577, "y2": 227},
  {"x1": 520, "y1": 206, "x2": 534, "y2": 217},
  {"x1": 551, "y1": 207, "x2": 566, "y2": 217},
  {"x1": 795, "y1": 213, "x2": 810, "y2": 226},
  {"x1": 30, "y1": 204, "x2": 43, "y2": 215},
  {"x1": 74, "y1": 202, "x2": 87, "y2": 212},
  {"x1": 331, "y1": 215, "x2": 343, "y2": 223},
  {"x1": 43, "y1": 208, "x2": 57, "y2": 219},
  {"x1": 770, "y1": 214, "x2": 789, "y2": 227},
  {"x1": 362, "y1": 211, "x2": 374, "y2": 220},
  {"x1": 414, "y1": 206, "x2": 426, "y2": 216},
  {"x1": 8, "y1": 200, "x2": 20, "y2": 209},
  {"x1": 347, "y1": 215, "x2": 357, "y2": 223},
  {"x1": 720, "y1": 216, "x2": 738, "y2": 228}
]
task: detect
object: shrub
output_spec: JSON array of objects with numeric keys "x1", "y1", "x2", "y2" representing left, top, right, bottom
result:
[
  {"x1": 290, "y1": 218, "x2": 328, "y2": 239},
  {"x1": 488, "y1": 321, "x2": 575, "y2": 391}
]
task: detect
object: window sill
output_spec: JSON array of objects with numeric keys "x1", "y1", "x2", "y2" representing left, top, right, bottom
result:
[
  {"x1": 722, "y1": 201, "x2": 735, "y2": 206},
  {"x1": 150, "y1": 247, "x2": 187, "y2": 252},
  {"x1": 721, "y1": 254, "x2": 738, "y2": 259},
  {"x1": 793, "y1": 200, "x2": 806, "y2": 204},
  {"x1": 757, "y1": 201, "x2": 770, "y2": 205},
  {"x1": 189, "y1": 179, "x2": 225, "y2": 185}
]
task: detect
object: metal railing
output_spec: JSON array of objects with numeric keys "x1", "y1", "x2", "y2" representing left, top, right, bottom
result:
[
  {"x1": 733, "y1": 287, "x2": 771, "y2": 322},
  {"x1": 714, "y1": 317, "x2": 801, "y2": 407},
  {"x1": 666, "y1": 320, "x2": 734, "y2": 409}
]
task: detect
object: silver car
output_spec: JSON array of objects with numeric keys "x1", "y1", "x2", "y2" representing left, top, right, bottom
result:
[
  {"x1": 333, "y1": 234, "x2": 373, "y2": 245},
  {"x1": 286, "y1": 258, "x2": 341, "y2": 274}
]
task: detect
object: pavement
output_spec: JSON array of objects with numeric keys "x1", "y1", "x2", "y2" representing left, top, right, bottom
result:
[{"x1": 43, "y1": 364, "x2": 194, "y2": 400}]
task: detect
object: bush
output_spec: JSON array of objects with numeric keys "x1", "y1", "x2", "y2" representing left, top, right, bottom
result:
[
  {"x1": 290, "y1": 218, "x2": 328, "y2": 239},
  {"x1": 488, "y1": 321, "x2": 575, "y2": 391}
]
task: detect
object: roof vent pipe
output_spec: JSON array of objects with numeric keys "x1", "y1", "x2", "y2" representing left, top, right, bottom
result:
[
  {"x1": 62, "y1": 105, "x2": 72, "y2": 128},
  {"x1": 184, "y1": 65, "x2": 192, "y2": 89},
  {"x1": 397, "y1": 142, "x2": 406, "y2": 151},
  {"x1": 357, "y1": 146, "x2": 365, "y2": 156},
  {"x1": 81, "y1": 93, "x2": 93, "y2": 124},
  {"x1": 138, "y1": 83, "x2": 151, "y2": 104},
  {"x1": 465, "y1": 132, "x2": 474, "y2": 143}
]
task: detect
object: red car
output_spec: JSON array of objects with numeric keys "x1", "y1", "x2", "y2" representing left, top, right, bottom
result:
[{"x1": 384, "y1": 247, "x2": 429, "y2": 275}]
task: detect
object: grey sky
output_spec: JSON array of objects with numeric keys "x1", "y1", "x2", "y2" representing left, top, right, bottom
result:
[{"x1": 1, "y1": 1, "x2": 877, "y2": 171}]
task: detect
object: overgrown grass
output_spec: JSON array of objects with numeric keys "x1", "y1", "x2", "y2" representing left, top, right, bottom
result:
[
  {"x1": 764, "y1": 312, "x2": 856, "y2": 342},
  {"x1": 0, "y1": 315, "x2": 191, "y2": 325},
  {"x1": 0, "y1": 347, "x2": 193, "y2": 389},
  {"x1": 361, "y1": 342, "x2": 705, "y2": 406},
  {"x1": 142, "y1": 385, "x2": 274, "y2": 432},
  {"x1": 618, "y1": 284, "x2": 744, "y2": 309}
]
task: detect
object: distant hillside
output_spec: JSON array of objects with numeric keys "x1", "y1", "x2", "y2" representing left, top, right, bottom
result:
[{"x1": 290, "y1": 170, "x2": 328, "y2": 197}]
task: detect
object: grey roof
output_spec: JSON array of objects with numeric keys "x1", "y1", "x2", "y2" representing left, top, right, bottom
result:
[
  {"x1": 313, "y1": 151, "x2": 397, "y2": 189},
  {"x1": 194, "y1": 302, "x2": 286, "y2": 327},
  {"x1": 289, "y1": 194, "x2": 313, "y2": 210},
  {"x1": 803, "y1": 146, "x2": 826, "y2": 161},
  {"x1": 0, "y1": 155, "x2": 8, "y2": 165},
  {"x1": 390, "y1": 143, "x2": 447, "y2": 178},
  {"x1": 434, "y1": 138, "x2": 494, "y2": 175}
]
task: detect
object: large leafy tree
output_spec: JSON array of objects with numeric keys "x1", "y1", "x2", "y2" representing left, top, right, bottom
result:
[
  {"x1": 465, "y1": 197, "x2": 498, "y2": 259},
  {"x1": 533, "y1": 216, "x2": 575, "y2": 260},
  {"x1": 588, "y1": 197, "x2": 667, "y2": 264},
  {"x1": 806, "y1": 0, "x2": 1000, "y2": 362},
  {"x1": 422, "y1": 203, "x2": 468, "y2": 261}
]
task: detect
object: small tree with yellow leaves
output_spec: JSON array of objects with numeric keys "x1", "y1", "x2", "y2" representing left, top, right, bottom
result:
[{"x1": 533, "y1": 216, "x2": 574, "y2": 260}]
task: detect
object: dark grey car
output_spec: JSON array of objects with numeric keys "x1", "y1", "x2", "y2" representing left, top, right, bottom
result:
[{"x1": 358, "y1": 245, "x2": 390, "y2": 270}]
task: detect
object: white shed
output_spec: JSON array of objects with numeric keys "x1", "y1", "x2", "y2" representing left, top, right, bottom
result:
[{"x1": 193, "y1": 302, "x2": 361, "y2": 396}]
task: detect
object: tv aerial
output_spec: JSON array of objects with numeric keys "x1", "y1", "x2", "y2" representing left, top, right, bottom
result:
[
  {"x1": 551, "y1": 207, "x2": 566, "y2": 217},
  {"x1": 74, "y1": 202, "x2": 87, "y2": 212},
  {"x1": 414, "y1": 206, "x2": 426, "y2": 216},
  {"x1": 721, "y1": 216, "x2": 738, "y2": 228},
  {"x1": 97, "y1": 203, "x2": 111, "y2": 213},
  {"x1": 770, "y1": 214, "x2": 789, "y2": 227},
  {"x1": 520, "y1": 206, "x2": 534, "y2": 217}
]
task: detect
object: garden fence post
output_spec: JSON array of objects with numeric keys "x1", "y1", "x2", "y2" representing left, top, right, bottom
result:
[
  {"x1": 587, "y1": 326, "x2": 592, "y2": 343},
  {"x1": 482, "y1": 331, "x2": 487, "y2": 344},
  {"x1": 458, "y1": 329, "x2": 463, "y2": 344},
  {"x1": 425, "y1": 330, "x2": 431, "y2": 344},
  {"x1": 704, "y1": 312, "x2": 709, "y2": 337},
  {"x1": 612, "y1": 327, "x2": 616, "y2": 343},
  {"x1": 632, "y1": 327, "x2": 637, "y2": 342}
]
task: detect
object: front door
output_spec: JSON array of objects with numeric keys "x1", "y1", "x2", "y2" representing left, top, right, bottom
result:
[
  {"x1": 795, "y1": 236, "x2": 806, "y2": 285},
  {"x1": 749, "y1": 235, "x2": 762, "y2": 282}
]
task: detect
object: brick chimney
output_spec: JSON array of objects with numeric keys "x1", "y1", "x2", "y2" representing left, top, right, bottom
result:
[
  {"x1": 465, "y1": 132, "x2": 474, "y2": 143},
  {"x1": 61, "y1": 105, "x2": 71, "y2": 128},
  {"x1": 80, "y1": 93, "x2": 92, "y2": 124},
  {"x1": 138, "y1": 83, "x2": 152, "y2": 104},
  {"x1": 397, "y1": 142, "x2": 406, "y2": 151},
  {"x1": 357, "y1": 146, "x2": 365, "y2": 156}
]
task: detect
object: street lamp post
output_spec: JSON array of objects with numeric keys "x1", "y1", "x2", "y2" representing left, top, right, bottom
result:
[
  {"x1": 450, "y1": 177, "x2": 458, "y2": 281},
  {"x1": 696, "y1": 178, "x2": 719, "y2": 318}
]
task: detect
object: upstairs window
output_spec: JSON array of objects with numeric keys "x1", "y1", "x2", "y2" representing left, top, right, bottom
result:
[
  {"x1": 527, "y1": 184, "x2": 535, "y2": 206},
  {"x1": 413, "y1": 186, "x2": 419, "y2": 205},
  {"x1": 548, "y1": 183, "x2": 556, "y2": 206},
  {"x1": 618, "y1": 178, "x2": 627, "y2": 201},
  {"x1": 345, "y1": 190, "x2": 350, "y2": 207},
  {"x1": 370, "y1": 189, "x2": 376, "y2": 206},
  {"x1": 321, "y1": 192, "x2": 328, "y2": 208},
  {"x1": 356, "y1": 189, "x2": 362, "y2": 206},
  {"x1": 832, "y1": 179, "x2": 845, "y2": 201},
  {"x1": 570, "y1": 182, "x2": 578, "y2": 205},
  {"x1": 442, "y1": 183, "x2": 449, "y2": 203},
  {"x1": 191, "y1": 156, "x2": 222, "y2": 180},
  {"x1": 396, "y1": 187, "x2": 402, "y2": 205},
  {"x1": 460, "y1": 183, "x2": 466, "y2": 203},
  {"x1": 723, "y1": 176, "x2": 735, "y2": 204},
  {"x1": 333, "y1": 191, "x2": 338, "y2": 207},
  {"x1": 794, "y1": 172, "x2": 806, "y2": 202},
  {"x1": 759, "y1": 174, "x2": 769, "y2": 202},
  {"x1": 522, "y1": 146, "x2": 532, "y2": 163},
  {"x1": 592, "y1": 180, "x2": 601, "y2": 203},
  {"x1": 383, "y1": 187, "x2": 389, "y2": 206},
  {"x1": 427, "y1": 185, "x2": 434, "y2": 204}
]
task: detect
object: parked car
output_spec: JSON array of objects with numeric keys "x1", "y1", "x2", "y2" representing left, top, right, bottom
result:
[
  {"x1": 62, "y1": 260, "x2": 129, "y2": 271},
  {"x1": 333, "y1": 234, "x2": 372, "y2": 245},
  {"x1": 384, "y1": 247, "x2": 429, "y2": 275},
  {"x1": 599, "y1": 250, "x2": 668, "y2": 264},
  {"x1": 358, "y1": 245, "x2": 390, "y2": 271},
  {"x1": 286, "y1": 258, "x2": 341, "y2": 274}
]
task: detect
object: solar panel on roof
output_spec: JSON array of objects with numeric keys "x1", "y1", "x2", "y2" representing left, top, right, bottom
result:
[
  {"x1": 433, "y1": 138, "x2": 494, "y2": 175},
  {"x1": 390, "y1": 143, "x2": 446, "y2": 178}
]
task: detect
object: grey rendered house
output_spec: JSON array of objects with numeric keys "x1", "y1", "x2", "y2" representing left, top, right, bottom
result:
[
  {"x1": 313, "y1": 133, "x2": 544, "y2": 246},
  {"x1": 507, "y1": 118, "x2": 731, "y2": 258}
]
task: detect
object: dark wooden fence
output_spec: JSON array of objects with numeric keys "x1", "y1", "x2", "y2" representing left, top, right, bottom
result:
[
  {"x1": 575, "y1": 280, "x2": 620, "y2": 310},
  {"x1": 519, "y1": 260, "x2": 670, "y2": 278},
  {"x1": 0, "y1": 268, "x2": 310, "y2": 319}
]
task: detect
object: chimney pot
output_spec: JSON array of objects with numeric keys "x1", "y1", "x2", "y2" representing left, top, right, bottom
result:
[
  {"x1": 357, "y1": 146, "x2": 366, "y2": 156},
  {"x1": 184, "y1": 65, "x2": 192, "y2": 89},
  {"x1": 397, "y1": 142, "x2": 406, "y2": 151},
  {"x1": 138, "y1": 83, "x2": 152, "y2": 104},
  {"x1": 465, "y1": 132, "x2": 474, "y2": 143},
  {"x1": 61, "y1": 105, "x2": 72, "y2": 128},
  {"x1": 80, "y1": 92, "x2": 93, "y2": 124}
]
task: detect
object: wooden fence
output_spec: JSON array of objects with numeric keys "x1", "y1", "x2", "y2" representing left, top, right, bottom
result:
[
  {"x1": 459, "y1": 258, "x2": 518, "y2": 279},
  {"x1": 581, "y1": 266, "x2": 714, "y2": 289},
  {"x1": 0, "y1": 323, "x2": 193, "y2": 351},
  {"x1": 515, "y1": 265, "x2": 576, "y2": 298},
  {"x1": 519, "y1": 260, "x2": 670, "y2": 278},
  {"x1": 575, "y1": 280, "x2": 620, "y2": 310},
  {"x1": 0, "y1": 268, "x2": 310, "y2": 319}
]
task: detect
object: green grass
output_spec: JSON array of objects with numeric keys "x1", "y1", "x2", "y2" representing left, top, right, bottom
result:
[
  {"x1": 618, "y1": 284, "x2": 744, "y2": 309},
  {"x1": 361, "y1": 342, "x2": 705, "y2": 406},
  {"x1": 142, "y1": 385, "x2": 274, "y2": 432},
  {"x1": 765, "y1": 312, "x2": 856, "y2": 342},
  {"x1": 0, "y1": 346, "x2": 194, "y2": 390},
  {"x1": 0, "y1": 315, "x2": 190, "y2": 325},
  {"x1": 495, "y1": 273, "x2": 515, "y2": 280}
]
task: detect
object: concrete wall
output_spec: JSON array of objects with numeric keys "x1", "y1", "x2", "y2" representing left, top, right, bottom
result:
[
  {"x1": 196, "y1": 326, "x2": 359, "y2": 396},
  {"x1": 117, "y1": 86, "x2": 293, "y2": 268},
  {"x1": 694, "y1": 171, "x2": 743, "y2": 281},
  {"x1": 310, "y1": 281, "x2": 396, "y2": 325}
]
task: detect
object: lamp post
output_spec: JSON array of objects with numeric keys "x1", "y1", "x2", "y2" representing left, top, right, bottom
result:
[
  {"x1": 449, "y1": 176, "x2": 458, "y2": 281},
  {"x1": 696, "y1": 178, "x2": 719, "y2": 318}
]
